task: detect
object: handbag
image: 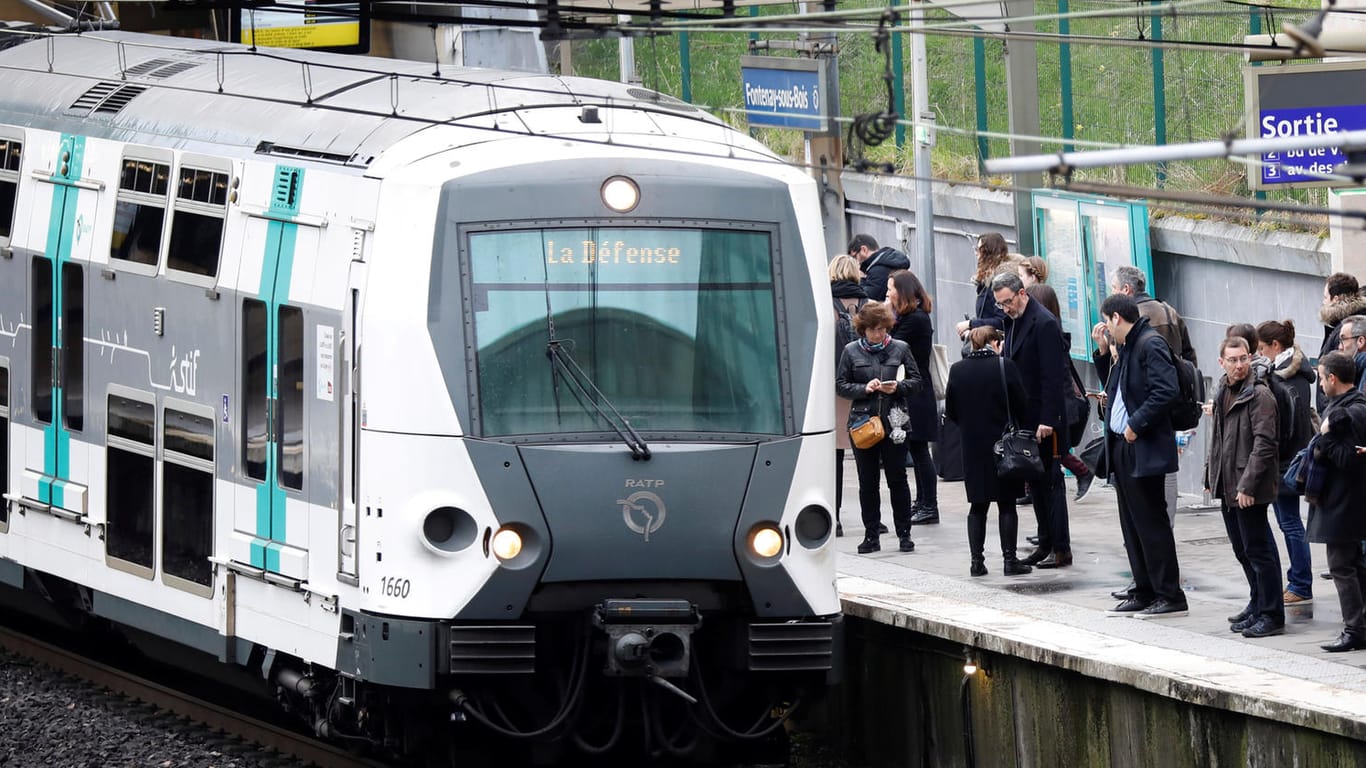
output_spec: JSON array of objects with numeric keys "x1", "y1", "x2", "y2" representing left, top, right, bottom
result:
[
  {"x1": 849, "y1": 412, "x2": 886, "y2": 450},
  {"x1": 928, "y1": 343, "x2": 949, "y2": 401},
  {"x1": 1064, "y1": 359, "x2": 1090, "y2": 448},
  {"x1": 992, "y1": 357, "x2": 1044, "y2": 481}
]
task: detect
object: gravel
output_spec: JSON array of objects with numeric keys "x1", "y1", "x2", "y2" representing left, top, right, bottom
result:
[{"x1": 0, "y1": 649, "x2": 308, "y2": 768}]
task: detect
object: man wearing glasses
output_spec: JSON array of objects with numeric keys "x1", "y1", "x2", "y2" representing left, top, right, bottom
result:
[
  {"x1": 1336, "y1": 315, "x2": 1366, "y2": 393},
  {"x1": 990, "y1": 272, "x2": 1070, "y2": 568},
  {"x1": 1094, "y1": 293, "x2": 1187, "y2": 619},
  {"x1": 1206, "y1": 336, "x2": 1285, "y2": 638}
]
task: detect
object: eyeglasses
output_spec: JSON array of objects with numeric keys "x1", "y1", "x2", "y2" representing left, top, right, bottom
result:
[
  {"x1": 1341, "y1": 335, "x2": 1359, "y2": 345},
  {"x1": 994, "y1": 293, "x2": 1019, "y2": 309},
  {"x1": 1222, "y1": 355, "x2": 1251, "y2": 365}
]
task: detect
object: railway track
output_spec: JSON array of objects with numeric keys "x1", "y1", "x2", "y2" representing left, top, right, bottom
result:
[{"x1": 0, "y1": 623, "x2": 389, "y2": 768}]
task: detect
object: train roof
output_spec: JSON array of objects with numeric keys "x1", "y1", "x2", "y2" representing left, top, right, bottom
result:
[{"x1": 0, "y1": 25, "x2": 729, "y2": 169}]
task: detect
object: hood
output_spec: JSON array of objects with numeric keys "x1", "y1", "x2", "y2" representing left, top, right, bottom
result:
[
  {"x1": 1320, "y1": 294, "x2": 1366, "y2": 327},
  {"x1": 830, "y1": 279, "x2": 866, "y2": 299},
  {"x1": 1274, "y1": 344, "x2": 1316, "y2": 385},
  {"x1": 862, "y1": 247, "x2": 910, "y2": 273}
]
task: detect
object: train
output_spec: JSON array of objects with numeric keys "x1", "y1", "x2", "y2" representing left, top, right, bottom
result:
[{"x1": 0, "y1": 23, "x2": 841, "y2": 763}]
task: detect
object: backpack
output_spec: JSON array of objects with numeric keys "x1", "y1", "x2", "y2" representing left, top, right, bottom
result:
[
  {"x1": 1258, "y1": 369, "x2": 1314, "y2": 461},
  {"x1": 1147, "y1": 333, "x2": 1204, "y2": 431},
  {"x1": 833, "y1": 296, "x2": 866, "y2": 369}
]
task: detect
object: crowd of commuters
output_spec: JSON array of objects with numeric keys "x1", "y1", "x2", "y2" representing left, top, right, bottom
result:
[{"x1": 833, "y1": 229, "x2": 1366, "y2": 653}]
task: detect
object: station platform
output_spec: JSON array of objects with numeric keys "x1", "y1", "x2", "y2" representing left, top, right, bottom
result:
[{"x1": 833, "y1": 459, "x2": 1366, "y2": 740}]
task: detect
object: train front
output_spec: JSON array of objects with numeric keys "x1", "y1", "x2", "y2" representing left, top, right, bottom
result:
[{"x1": 351, "y1": 110, "x2": 840, "y2": 759}]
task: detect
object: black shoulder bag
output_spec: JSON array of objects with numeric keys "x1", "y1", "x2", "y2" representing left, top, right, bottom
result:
[{"x1": 993, "y1": 357, "x2": 1044, "y2": 481}]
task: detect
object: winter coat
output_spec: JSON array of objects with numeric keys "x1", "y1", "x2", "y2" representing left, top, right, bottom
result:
[
  {"x1": 1272, "y1": 345, "x2": 1317, "y2": 467},
  {"x1": 1000, "y1": 296, "x2": 1068, "y2": 435},
  {"x1": 890, "y1": 309, "x2": 939, "y2": 442},
  {"x1": 945, "y1": 350, "x2": 1028, "y2": 503},
  {"x1": 1204, "y1": 375, "x2": 1279, "y2": 504},
  {"x1": 1307, "y1": 388, "x2": 1366, "y2": 543},
  {"x1": 1093, "y1": 318, "x2": 1179, "y2": 478},
  {"x1": 858, "y1": 247, "x2": 910, "y2": 302},
  {"x1": 966, "y1": 281, "x2": 1007, "y2": 333},
  {"x1": 836, "y1": 338, "x2": 923, "y2": 432},
  {"x1": 831, "y1": 279, "x2": 869, "y2": 450},
  {"x1": 1134, "y1": 292, "x2": 1198, "y2": 367},
  {"x1": 1317, "y1": 294, "x2": 1366, "y2": 408}
]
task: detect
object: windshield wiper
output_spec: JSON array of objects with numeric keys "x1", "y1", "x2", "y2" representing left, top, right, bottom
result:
[{"x1": 546, "y1": 340, "x2": 652, "y2": 461}]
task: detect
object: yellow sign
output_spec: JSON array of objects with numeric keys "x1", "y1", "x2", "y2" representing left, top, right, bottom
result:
[
  {"x1": 237, "y1": 3, "x2": 362, "y2": 50},
  {"x1": 545, "y1": 239, "x2": 682, "y2": 265}
]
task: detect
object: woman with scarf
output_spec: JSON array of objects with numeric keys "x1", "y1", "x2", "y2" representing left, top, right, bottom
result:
[{"x1": 836, "y1": 302, "x2": 923, "y2": 554}]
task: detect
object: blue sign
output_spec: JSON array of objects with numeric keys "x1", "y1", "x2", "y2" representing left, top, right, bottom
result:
[
  {"x1": 1258, "y1": 105, "x2": 1366, "y2": 185},
  {"x1": 740, "y1": 57, "x2": 825, "y2": 131}
]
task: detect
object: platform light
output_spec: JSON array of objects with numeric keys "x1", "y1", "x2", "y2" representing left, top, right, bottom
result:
[
  {"x1": 491, "y1": 527, "x2": 523, "y2": 560},
  {"x1": 601, "y1": 176, "x2": 640, "y2": 213},
  {"x1": 963, "y1": 646, "x2": 980, "y2": 676},
  {"x1": 750, "y1": 525, "x2": 783, "y2": 559}
]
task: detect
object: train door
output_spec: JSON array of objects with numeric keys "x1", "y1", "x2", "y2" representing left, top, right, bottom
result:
[
  {"x1": 337, "y1": 260, "x2": 364, "y2": 584},
  {"x1": 236, "y1": 166, "x2": 315, "y2": 580},
  {"x1": 23, "y1": 134, "x2": 96, "y2": 516}
]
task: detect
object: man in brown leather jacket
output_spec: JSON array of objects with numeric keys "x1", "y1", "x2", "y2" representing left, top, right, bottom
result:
[{"x1": 1205, "y1": 336, "x2": 1284, "y2": 639}]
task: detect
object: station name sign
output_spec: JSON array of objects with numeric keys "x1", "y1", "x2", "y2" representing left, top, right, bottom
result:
[
  {"x1": 740, "y1": 56, "x2": 826, "y2": 132},
  {"x1": 1245, "y1": 61, "x2": 1366, "y2": 189}
]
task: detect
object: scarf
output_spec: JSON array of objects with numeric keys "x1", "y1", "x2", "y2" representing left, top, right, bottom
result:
[{"x1": 859, "y1": 337, "x2": 888, "y2": 353}]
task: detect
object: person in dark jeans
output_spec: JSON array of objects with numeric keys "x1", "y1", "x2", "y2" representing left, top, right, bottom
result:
[
  {"x1": 1206, "y1": 336, "x2": 1285, "y2": 638},
  {"x1": 887, "y1": 269, "x2": 939, "y2": 524},
  {"x1": 836, "y1": 302, "x2": 924, "y2": 554}
]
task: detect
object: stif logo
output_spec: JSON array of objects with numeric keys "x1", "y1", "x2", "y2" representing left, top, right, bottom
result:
[{"x1": 618, "y1": 487, "x2": 666, "y2": 543}]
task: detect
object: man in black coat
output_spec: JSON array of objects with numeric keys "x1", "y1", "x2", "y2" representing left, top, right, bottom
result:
[
  {"x1": 847, "y1": 233, "x2": 910, "y2": 302},
  {"x1": 1092, "y1": 294, "x2": 1187, "y2": 619},
  {"x1": 1309, "y1": 351, "x2": 1366, "y2": 652},
  {"x1": 991, "y1": 272, "x2": 1070, "y2": 567}
]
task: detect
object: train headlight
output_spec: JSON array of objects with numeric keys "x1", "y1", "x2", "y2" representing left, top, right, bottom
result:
[
  {"x1": 749, "y1": 525, "x2": 784, "y2": 559},
  {"x1": 601, "y1": 176, "x2": 640, "y2": 213},
  {"x1": 492, "y1": 527, "x2": 524, "y2": 560}
]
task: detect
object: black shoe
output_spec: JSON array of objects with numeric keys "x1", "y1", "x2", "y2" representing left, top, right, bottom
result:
[
  {"x1": 969, "y1": 559, "x2": 987, "y2": 577},
  {"x1": 1321, "y1": 631, "x2": 1366, "y2": 652},
  {"x1": 1241, "y1": 617, "x2": 1285, "y2": 638},
  {"x1": 1107, "y1": 597, "x2": 1152, "y2": 615},
  {"x1": 857, "y1": 537, "x2": 880, "y2": 554},
  {"x1": 1020, "y1": 549, "x2": 1050, "y2": 566},
  {"x1": 1226, "y1": 605, "x2": 1253, "y2": 624},
  {"x1": 1320, "y1": 570, "x2": 1333, "y2": 580},
  {"x1": 1133, "y1": 598, "x2": 1189, "y2": 619},
  {"x1": 1002, "y1": 558, "x2": 1032, "y2": 576},
  {"x1": 1074, "y1": 473, "x2": 1096, "y2": 501},
  {"x1": 1035, "y1": 551, "x2": 1073, "y2": 569},
  {"x1": 1111, "y1": 582, "x2": 1137, "y2": 601},
  {"x1": 1026, "y1": 535, "x2": 1040, "y2": 546},
  {"x1": 877, "y1": 523, "x2": 889, "y2": 535},
  {"x1": 835, "y1": 523, "x2": 844, "y2": 538},
  {"x1": 910, "y1": 508, "x2": 939, "y2": 525},
  {"x1": 1230, "y1": 616, "x2": 1256, "y2": 633},
  {"x1": 898, "y1": 536, "x2": 915, "y2": 553},
  {"x1": 1017, "y1": 493, "x2": 1033, "y2": 506}
]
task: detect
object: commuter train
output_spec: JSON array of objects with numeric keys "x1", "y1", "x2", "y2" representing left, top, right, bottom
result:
[{"x1": 0, "y1": 23, "x2": 840, "y2": 762}]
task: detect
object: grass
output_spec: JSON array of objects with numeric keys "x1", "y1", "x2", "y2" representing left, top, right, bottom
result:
[{"x1": 559, "y1": 0, "x2": 1328, "y2": 231}]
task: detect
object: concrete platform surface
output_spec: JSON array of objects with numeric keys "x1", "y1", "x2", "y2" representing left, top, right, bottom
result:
[{"x1": 834, "y1": 459, "x2": 1366, "y2": 738}]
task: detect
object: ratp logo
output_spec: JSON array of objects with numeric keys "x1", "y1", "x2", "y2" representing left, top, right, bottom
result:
[{"x1": 618, "y1": 490, "x2": 666, "y2": 542}]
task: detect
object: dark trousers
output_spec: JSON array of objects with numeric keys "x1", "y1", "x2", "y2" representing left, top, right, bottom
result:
[
  {"x1": 835, "y1": 449, "x2": 845, "y2": 520},
  {"x1": 1219, "y1": 501, "x2": 1284, "y2": 624},
  {"x1": 907, "y1": 440, "x2": 937, "y2": 507},
  {"x1": 1111, "y1": 437, "x2": 1185, "y2": 604},
  {"x1": 853, "y1": 438, "x2": 912, "y2": 538},
  {"x1": 1327, "y1": 542, "x2": 1366, "y2": 638},
  {"x1": 967, "y1": 500, "x2": 1022, "y2": 560},
  {"x1": 1032, "y1": 439, "x2": 1069, "y2": 553}
]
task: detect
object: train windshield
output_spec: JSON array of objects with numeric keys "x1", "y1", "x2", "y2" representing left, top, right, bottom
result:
[{"x1": 468, "y1": 227, "x2": 783, "y2": 438}]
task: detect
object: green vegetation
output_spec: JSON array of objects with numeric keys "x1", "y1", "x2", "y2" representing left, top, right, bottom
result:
[{"x1": 561, "y1": 0, "x2": 1327, "y2": 225}]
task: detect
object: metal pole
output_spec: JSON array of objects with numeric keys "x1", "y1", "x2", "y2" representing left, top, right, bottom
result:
[
  {"x1": 973, "y1": 36, "x2": 989, "y2": 164},
  {"x1": 1003, "y1": 0, "x2": 1042, "y2": 254},
  {"x1": 911, "y1": 0, "x2": 936, "y2": 318},
  {"x1": 892, "y1": 0, "x2": 906, "y2": 150},
  {"x1": 619, "y1": 15, "x2": 635, "y2": 84},
  {"x1": 1059, "y1": 0, "x2": 1074, "y2": 153},
  {"x1": 680, "y1": 31, "x2": 692, "y2": 103},
  {"x1": 1151, "y1": 1, "x2": 1167, "y2": 187}
]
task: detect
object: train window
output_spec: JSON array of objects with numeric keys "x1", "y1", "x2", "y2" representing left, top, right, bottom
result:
[
  {"x1": 242, "y1": 299, "x2": 267, "y2": 481},
  {"x1": 0, "y1": 137, "x2": 20, "y2": 241},
  {"x1": 278, "y1": 305, "x2": 304, "y2": 491},
  {"x1": 110, "y1": 157, "x2": 170, "y2": 268},
  {"x1": 163, "y1": 404, "x2": 213, "y2": 592},
  {"x1": 0, "y1": 363, "x2": 8, "y2": 530},
  {"x1": 166, "y1": 165, "x2": 227, "y2": 279},
  {"x1": 62, "y1": 263, "x2": 83, "y2": 431},
  {"x1": 31, "y1": 256, "x2": 51, "y2": 424},
  {"x1": 106, "y1": 392, "x2": 155, "y2": 577}
]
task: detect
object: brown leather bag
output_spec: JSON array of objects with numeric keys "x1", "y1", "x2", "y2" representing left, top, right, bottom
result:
[{"x1": 849, "y1": 414, "x2": 886, "y2": 449}]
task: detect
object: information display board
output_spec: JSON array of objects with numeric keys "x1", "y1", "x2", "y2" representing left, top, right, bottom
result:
[
  {"x1": 1244, "y1": 60, "x2": 1366, "y2": 189},
  {"x1": 1032, "y1": 191, "x2": 1152, "y2": 360},
  {"x1": 230, "y1": 2, "x2": 369, "y2": 53},
  {"x1": 739, "y1": 56, "x2": 825, "y2": 131}
]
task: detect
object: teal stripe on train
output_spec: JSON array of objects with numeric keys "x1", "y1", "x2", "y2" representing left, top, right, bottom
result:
[{"x1": 40, "y1": 134, "x2": 85, "y2": 509}]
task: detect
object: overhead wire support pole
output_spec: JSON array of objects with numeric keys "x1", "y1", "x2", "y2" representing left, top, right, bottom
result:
[{"x1": 910, "y1": 0, "x2": 936, "y2": 312}]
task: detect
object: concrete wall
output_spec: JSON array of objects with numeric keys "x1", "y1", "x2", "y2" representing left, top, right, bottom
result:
[
  {"x1": 843, "y1": 172, "x2": 1331, "y2": 496},
  {"x1": 814, "y1": 616, "x2": 1366, "y2": 768}
]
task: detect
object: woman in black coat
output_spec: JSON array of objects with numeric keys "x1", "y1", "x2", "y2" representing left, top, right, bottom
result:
[
  {"x1": 836, "y1": 302, "x2": 924, "y2": 555},
  {"x1": 944, "y1": 326, "x2": 1033, "y2": 576},
  {"x1": 953, "y1": 232, "x2": 1012, "y2": 339},
  {"x1": 887, "y1": 269, "x2": 940, "y2": 523}
]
